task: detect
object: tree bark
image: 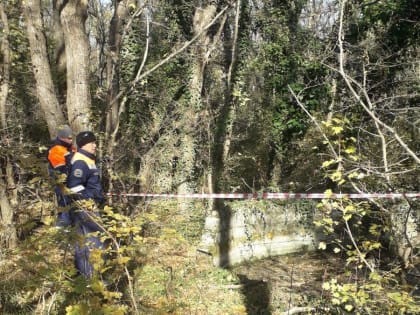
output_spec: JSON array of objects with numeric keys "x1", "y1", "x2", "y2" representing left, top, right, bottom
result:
[
  {"x1": 0, "y1": 2, "x2": 10, "y2": 129},
  {"x1": 0, "y1": 171, "x2": 17, "y2": 249},
  {"x1": 176, "y1": 4, "x2": 218, "y2": 198},
  {"x1": 52, "y1": 0, "x2": 67, "y2": 105},
  {"x1": 207, "y1": 0, "x2": 240, "y2": 267},
  {"x1": 105, "y1": 0, "x2": 133, "y2": 136},
  {"x1": 60, "y1": 0, "x2": 92, "y2": 132},
  {"x1": 23, "y1": 0, "x2": 66, "y2": 139},
  {"x1": 52, "y1": 0, "x2": 66, "y2": 71},
  {"x1": 0, "y1": 2, "x2": 17, "y2": 249}
]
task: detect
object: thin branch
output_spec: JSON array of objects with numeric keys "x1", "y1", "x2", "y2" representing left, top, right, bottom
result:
[
  {"x1": 336, "y1": 0, "x2": 420, "y2": 165},
  {"x1": 134, "y1": 7, "x2": 150, "y2": 83},
  {"x1": 109, "y1": 5, "x2": 231, "y2": 107},
  {"x1": 288, "y1": 85, "x2": 339, "y2": 160},
  {"x1": 227, "y1": 0, "x2": 241, "y2": 91},
  {"x1": 110, "y1": 6, "x2": 150, "y2": 147},
  {"x1": 364, "y1": 62, "x2": 390, "y2": 183},
  {"x1": 76, "y1": 204, "x2": 139, "y2": 315},
  {"x1": 372, "y1": 94, "x2": 418, "y2": 106},
  {"x1": 349, "y1": 181, "x2": 388, "y2": 213},
  {"x1": 205, "y1": 14, "x2": 227, "y2": 67},
  {"x1": 345, "y1": 218, "x2": 375, "y2": 272}
]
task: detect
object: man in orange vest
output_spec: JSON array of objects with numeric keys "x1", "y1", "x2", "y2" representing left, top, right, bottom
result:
[{"x1": 47, "y1": 124, "x2": 75, "y2": 227}]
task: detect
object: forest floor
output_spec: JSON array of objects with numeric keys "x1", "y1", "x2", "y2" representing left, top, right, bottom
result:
[
  {"x1": 231, "y1": 251, "x2": 420, "y2": 315},
  {"x1": 134, "y1": 202, "x2": 349, "y2": 314},
  {"x1": 231, "y1": 251, "x2": 343, "y2": 314},
  {"x1": 136, "y1": 229, "x2": 349, "y2": 315},
  {"x1": 1, "y1": 198, "x2": 419, "y2": 314}
]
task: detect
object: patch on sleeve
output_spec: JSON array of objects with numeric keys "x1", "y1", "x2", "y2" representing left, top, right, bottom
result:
[{"x1": 73, "y1": 169, "x2": 83, "y2": 178}]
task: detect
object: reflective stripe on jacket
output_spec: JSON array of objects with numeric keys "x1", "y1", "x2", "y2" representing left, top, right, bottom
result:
[{"x1": 67, "y1": 149, "x2": 104, "y2": 204}]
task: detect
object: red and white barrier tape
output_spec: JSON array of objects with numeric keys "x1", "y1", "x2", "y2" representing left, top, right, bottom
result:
[{"x1": 106, "y1": 192, "x2": 420, "y2": 199}]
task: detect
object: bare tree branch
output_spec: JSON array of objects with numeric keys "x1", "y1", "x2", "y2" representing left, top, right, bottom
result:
[
  {"x1": 288, "y1": 85, "x2": 339, "y2": 160},
  {"x1": 109, "y1": 5, "x2": 231, "y2": 107},
  {"x1": 337, "y1": 0, "x2": 420, "y2": 165}
]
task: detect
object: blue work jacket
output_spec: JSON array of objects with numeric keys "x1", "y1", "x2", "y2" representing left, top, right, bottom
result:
[{"x1": 67, "y1": 149, "x2": 104, "y2": 205}]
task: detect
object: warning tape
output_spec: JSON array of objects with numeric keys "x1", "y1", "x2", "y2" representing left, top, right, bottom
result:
[{"x1": 106, "y1": 192, "x2": 420, "y2": 199}]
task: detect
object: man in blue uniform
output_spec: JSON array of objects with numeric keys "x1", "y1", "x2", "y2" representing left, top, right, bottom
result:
[{"x1": 67, "y1": 131, "x2": 105, "y2": 278}]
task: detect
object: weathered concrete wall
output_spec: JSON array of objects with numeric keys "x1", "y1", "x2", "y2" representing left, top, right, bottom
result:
[
  {"x1": 198, "y1": 200, "x2": 320, "y2": 266},
  {"x1": 198, "y1": 199, "x2": 420, "y2": 267}
]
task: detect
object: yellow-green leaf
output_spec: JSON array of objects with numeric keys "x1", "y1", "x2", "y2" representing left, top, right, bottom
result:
[
  {"x1": 344, "y1": 304, "x2": 354, "y2": 311},
  {"x1": 330, "y1": 171, "x2": 342, "y2": 181},
  {"x1": 344, "y1": 205, "x2": 355, "y2": 212},
  {"x1": 325, "y1": 189, "x2": 333, "y2": 197},
  {"x1": 331, "y1": 126, "x2": 344, "y2": 134},
  {"x1": 344, "y1": 146, "x2": 356, "y2": 154},
  {"x1": 322, "y1": 159, "x2": 337, "y2": 168},
  {"x1": 117, "y1": 256, "x2": 131, "y2": 265},
  {"x1": 332, "y1": 298, "x2": 340, "y2": 305}
]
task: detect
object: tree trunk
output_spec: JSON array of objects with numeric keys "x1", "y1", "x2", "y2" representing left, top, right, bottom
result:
[
  {"x1": 52, "y1": 0, "x2": 67, "y2": 105},
  {"x1": 105, "y1": 0, "x2": 132, "y2": 136},
  {"x1": 60, "y1": 0, "x2": 92, "y2": 132},
  {"x1": 176, "y1": 4, "x2": 217, "y2": 199},
  {"x1": 0, "y1": 2, "x2": 10, "y2": 129},
  {"x1": 0, "y1": 3, "x2": 17, "y2": 249},
  {"x1": 23, "y1": 0, "x2": 66, "y2": 139},
  {"x1": 52, "y1": 0, "x2": 66, "y2": 72},
  {"x1": 206, "y1": 0, "x2": 241, "y2": 267},
  {"x1": 0, "y1": 159, "x2": 17, "y2": 249}
]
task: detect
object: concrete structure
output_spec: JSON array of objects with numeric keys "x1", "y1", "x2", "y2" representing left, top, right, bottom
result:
[
  {"x1": 198, "y1": 198, "x2": 420, "y2": 267},
  {"x1": 198, "y1": 200, "x2": 320, "y2": 266}
]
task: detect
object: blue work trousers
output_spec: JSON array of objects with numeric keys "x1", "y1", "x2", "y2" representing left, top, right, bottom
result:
[
  {"x1": 55, "y1": 186, "x2": 72, "y2": 227},
  {"x1": 72, "y1": 209, "x2": 104, "y2": 278}
]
